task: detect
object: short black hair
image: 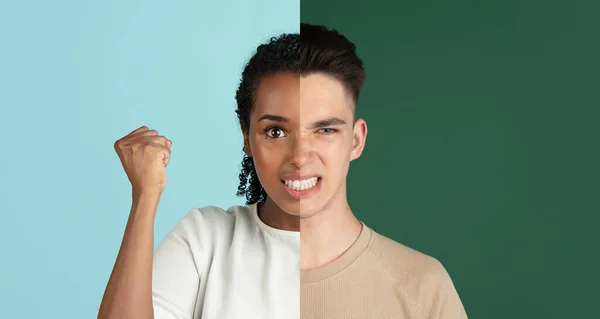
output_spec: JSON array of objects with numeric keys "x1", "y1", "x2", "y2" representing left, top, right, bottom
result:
[
  {"x1": 235, "y1": 24, "x2": 365, "y2": 205},
  {"x1": 300, "y1": 23, "x2": 365, "y2": 107}
]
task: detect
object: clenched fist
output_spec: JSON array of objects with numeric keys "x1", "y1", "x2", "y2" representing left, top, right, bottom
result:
[{"x1": 114, "y1": 126, "x2": 172, "y2": 196}]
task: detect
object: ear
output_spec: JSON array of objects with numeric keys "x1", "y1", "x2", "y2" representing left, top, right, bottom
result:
[{"x1": 350, "y1": 118, "x2": 367, "y2": 161}]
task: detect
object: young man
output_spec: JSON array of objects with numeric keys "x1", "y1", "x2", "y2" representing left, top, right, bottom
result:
[{"x1": 298, "y1": 23, "x2": 468, "y2": 318}]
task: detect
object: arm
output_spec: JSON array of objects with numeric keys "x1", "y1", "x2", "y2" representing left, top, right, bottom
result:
[
  {"x1": 98, "y1": 193, "x2": 160, "y2": 319},
  {"x1": 98, "y1": 125, "x2": 172, "y2": 318}
]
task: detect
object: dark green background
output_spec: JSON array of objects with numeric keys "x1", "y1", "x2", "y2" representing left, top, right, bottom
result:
[{"x1": 302, "y1": 0, "x2": 599, "y2": 317}]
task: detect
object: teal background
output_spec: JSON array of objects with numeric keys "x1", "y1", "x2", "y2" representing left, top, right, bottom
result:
[
  {"x1": 0, "y1": 0, "x2": 298, "y2": 317},
  {"x1": 302, "y1": 0, "x2": 599, "y2": 318}
]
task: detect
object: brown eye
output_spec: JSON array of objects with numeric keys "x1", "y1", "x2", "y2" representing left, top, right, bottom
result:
[{"x1": 265, "y1": 127, "x2": 287, "y2": 138}]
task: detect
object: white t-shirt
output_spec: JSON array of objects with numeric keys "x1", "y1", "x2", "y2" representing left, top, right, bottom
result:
[{"x1": 152, "y1": 203, "x2": 300, "y2": 319}]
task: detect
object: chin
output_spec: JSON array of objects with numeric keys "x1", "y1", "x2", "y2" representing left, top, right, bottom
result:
[
  {"x1": 269, "y1": 196, "x2": 301, "y2": 216},
  {"x1": 298, "y1": 200, "x2": 326, "y2": 219},
  {"x1": 270, "y1": 198, "x2": 326, "y2": 220},
  {"x1": 284, "y1": 209, "x2": 302, "y2": 217}
]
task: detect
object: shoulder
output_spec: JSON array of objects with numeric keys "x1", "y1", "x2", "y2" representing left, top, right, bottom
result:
[
  {"x1": 369, "y1": 229, "x2": 446, "y2": 282},
  {"x1": 368, "y1": 229, "x2": 467, "y2": 318},
  {"x1": 167, "y1": 204, "x2": 254, "y2": 241},
  {"x1": 182, "y1": 204, "x2": 245, "y2": 224}
]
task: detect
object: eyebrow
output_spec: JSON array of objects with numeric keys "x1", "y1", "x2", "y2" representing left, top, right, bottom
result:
[
  {"x1": 258, "y1": 114, "x2": 288, "y2": 123},
  {"x1": 308, "y1": 117, "x2": 347, "y2": 129},
  {"x1": 258, "y1": 114, "x2": 347, "y2": 128}
]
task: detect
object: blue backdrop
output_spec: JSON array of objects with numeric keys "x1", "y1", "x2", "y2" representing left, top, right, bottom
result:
[{"x1": 0, "y1": 0, "x2": 299, "y2": 317}]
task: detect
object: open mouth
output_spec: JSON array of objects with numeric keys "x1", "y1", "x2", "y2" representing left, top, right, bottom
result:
[{"x1": 281, "y1": 176, "x2": 322, "y2": 192}]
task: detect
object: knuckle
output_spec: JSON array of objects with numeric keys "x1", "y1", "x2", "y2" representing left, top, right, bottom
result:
[{"x1": 132, "y1": 143, "x2": 143, "y2": 151}]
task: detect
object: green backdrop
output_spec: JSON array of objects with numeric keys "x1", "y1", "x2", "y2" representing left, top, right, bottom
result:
[{"x1": 302, "y1": 0, "x2": 599, "y2": 318}]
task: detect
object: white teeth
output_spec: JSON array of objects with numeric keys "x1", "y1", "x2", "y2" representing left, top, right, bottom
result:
[{"x1": 284, "y1": 177, "x2": 319, "y2": 191}]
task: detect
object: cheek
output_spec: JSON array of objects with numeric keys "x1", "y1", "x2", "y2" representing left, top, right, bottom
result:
[
  {"x1": 321, "y1": 139, "x2": 352, "y2": 175},
  {"x1": 251, "y1": 140, "x2": 285, "y2": 178}
]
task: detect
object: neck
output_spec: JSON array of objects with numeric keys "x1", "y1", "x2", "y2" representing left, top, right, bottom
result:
[
  {"x1": 299, "y1": 189, "x2": 363, "y2": 270},
  {"x1": 257, "y1": 198, "x2": 300, "y2": 232}
]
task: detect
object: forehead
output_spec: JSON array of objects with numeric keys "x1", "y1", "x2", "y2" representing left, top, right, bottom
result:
[
  {"x1": 300, "y1": 73, "x2": 352, "y2": 113},
  {"x1": 252, "y1": 72, "x2": 353, "y2": 121}
]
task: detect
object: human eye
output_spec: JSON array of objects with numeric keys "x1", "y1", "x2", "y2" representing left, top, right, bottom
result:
[
  {"x1": 318, "y1": 128, "x2": 338, "y2": 134},
  {"x1": 264, "y1": 126, "x2": 287, "y2": 139}
]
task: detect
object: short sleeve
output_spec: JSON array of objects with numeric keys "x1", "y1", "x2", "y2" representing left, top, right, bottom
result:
[{"x1": 152, "y1": 209, "x2": 207, "y2": 319}]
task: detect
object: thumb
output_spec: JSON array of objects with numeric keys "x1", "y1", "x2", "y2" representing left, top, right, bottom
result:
[{"x1": 161, "y1": 149, "x2": 171, "y2": 167}]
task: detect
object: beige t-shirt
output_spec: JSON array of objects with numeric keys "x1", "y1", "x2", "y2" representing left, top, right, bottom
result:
[{"x1": 301, "y1": 223, "x2": 468, "y2": 319}]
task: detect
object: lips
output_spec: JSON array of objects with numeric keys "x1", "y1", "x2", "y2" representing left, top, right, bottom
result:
[{"x1": 281, "y1": 176, "x2": 323, "y2": 199}]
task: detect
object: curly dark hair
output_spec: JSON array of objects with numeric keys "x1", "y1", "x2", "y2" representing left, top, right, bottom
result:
[
  {"x1": 234, "y1": 33, "x2": 300, "y2": 205},
  {"x1": 234, "y1": 24, "x2": 365, "y2": 205}
]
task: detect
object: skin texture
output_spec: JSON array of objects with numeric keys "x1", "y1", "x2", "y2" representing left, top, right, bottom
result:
[
  {"x1": 98, "y1": 126, "x2": 172, "y2": 318},
  {"x1": 242, "y1": 72, "x2": 368, "y2": 269}
]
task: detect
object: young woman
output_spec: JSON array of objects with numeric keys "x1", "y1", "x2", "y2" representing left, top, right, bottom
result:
[{"x1": 98, "y1": 33, "x2": 302, "y2": 319}]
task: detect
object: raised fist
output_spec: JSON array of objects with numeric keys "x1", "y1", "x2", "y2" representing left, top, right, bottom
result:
[{"x1": 114, "y1": 126, "x2": 172, "y2": 196}]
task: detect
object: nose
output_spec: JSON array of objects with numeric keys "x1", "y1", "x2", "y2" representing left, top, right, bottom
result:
[{"x1": 289, "y1": 134, "x2": 311, "y2": 169}]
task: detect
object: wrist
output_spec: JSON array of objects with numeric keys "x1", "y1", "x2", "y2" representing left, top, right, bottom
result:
[
  {"x1": 130, "y1": 191, "x2": 161, "y2": 221},
  {"x1": 132, "y1": 189, "x2": 162, "y2": 204}
]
